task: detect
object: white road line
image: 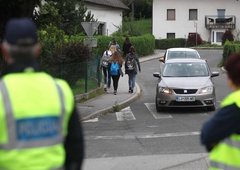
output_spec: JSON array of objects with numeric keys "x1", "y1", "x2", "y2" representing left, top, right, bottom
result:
[
  {"x1": 83, "y1": 118, "x2": 99, "y2": 123},
  {"x1": 115, "y1": 106, "x2": 136, "y2": 121},
  {"x1": 86, "y1": 131, "x2": 200, "y2": 140},
  {"x1": 145, "y1": 103, "x2": 172, "y2": 119}
]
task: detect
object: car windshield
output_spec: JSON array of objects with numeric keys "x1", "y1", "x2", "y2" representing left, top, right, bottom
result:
[
  {"x1": 167, "y1": 51, "x2": 199, "y2": 60},
  {"x1": 162, "y1": 63, "x2": 209, "y2": 77}
]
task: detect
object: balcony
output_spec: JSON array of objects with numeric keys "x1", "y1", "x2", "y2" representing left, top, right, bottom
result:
[{"x1": 205, "y1": 15, "x2": 236, "y2": 29}]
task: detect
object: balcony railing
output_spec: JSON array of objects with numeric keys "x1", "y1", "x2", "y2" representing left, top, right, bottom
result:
[{"x1": 205, "y1": 15, "x2": 236, "y2": 29}]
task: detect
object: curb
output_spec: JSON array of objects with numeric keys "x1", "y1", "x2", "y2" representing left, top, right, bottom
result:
[{"x1": 81, "y1": 83, "x2": 141, "y2": 121}]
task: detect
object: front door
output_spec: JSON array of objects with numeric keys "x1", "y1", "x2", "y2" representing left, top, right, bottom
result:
[{"x1": 211, "y1": 30, "x2": 224, "y2": 45}]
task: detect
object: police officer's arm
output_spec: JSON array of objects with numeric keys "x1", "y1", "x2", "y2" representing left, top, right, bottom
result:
[
  {"x1": 64, "y1": 106, "x2": 84, "y2": 170},
  {"x1": 200, "y1": 104, "x2": 240, "y2": 151}
]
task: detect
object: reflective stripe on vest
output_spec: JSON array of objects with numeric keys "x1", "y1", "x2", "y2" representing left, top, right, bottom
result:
[
  {"x1": 210, "y1": 161, "x2": 240, "y2": 170},
  {"x1": 223, "y1": 138, "x2": 240, "y2": 149},
  {"x1": 0, "y1": 80, "x2": 65, "y2": 149}
]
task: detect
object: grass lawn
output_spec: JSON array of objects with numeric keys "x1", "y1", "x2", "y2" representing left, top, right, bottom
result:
[{"x1": 122, "y1": 18, "x2": 152, "y2": 35}]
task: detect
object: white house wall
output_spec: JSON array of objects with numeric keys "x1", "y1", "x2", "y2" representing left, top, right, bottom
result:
[
  {"x1": 153, "y1": 0, "x2": 240, "y2": 42},
  {"x1": 86, "y1": 4, "x2": 123, "y2": 36}
]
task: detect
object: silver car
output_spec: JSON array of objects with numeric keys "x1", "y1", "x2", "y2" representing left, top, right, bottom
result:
[{"x1": 153, "y1": 58, "x2": 219, "y2": 112}]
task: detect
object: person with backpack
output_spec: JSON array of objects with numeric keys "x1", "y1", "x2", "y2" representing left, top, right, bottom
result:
[
  {"x1": 125, "y1": 46, "x2": 141, "y2": 93},
  {"x1": 109, "y1": 38, "x2": 121, "y2": 54},
  {"x1": 108, "y1": 51, "x2": 124, "y2": 95},
  {"x1": 100, "y1": 45, "x2": 116, "y2": 92}
]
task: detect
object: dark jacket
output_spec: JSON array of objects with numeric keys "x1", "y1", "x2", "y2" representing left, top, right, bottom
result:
[
  {"x1": 1, "y1": 61, "x2": 84, "y2": 170},
  {"x1": 125, "y1": 53, "x2": 141, "y2": 74},
  {"x1": 201, "y1": 103, "x2": 240, "y2": 152},
  {"x1": 122, "y1": 42, "x2": 132, "y2": 56}
]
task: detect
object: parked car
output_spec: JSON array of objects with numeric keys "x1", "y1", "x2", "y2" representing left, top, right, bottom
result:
[
  {"x1": 153, "y1": 58, "x2": 219, "y2": 112},
  {"x1": 159, "y1": 48, "x2": 201, "y2": 62}
]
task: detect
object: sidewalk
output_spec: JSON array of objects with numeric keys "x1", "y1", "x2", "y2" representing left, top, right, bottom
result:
[{"x1": 77, "y1": 50, "x2": 164, "y2": 121}]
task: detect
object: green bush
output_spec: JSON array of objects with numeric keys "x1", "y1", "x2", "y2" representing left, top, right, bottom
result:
[
  {"x1": 155, "y1": 38, "x2": 186, "y2": 49},
  {"x1": 222, "y1": 40, "x2": 240, "y2": 66},
  {"x1": 93, "y1": 34, "x2": 155, "y2": 57}
]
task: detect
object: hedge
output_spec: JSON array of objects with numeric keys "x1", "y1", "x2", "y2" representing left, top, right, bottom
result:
[{"x1": 155, "y1": 38, "x2": 186, "y2": 49}]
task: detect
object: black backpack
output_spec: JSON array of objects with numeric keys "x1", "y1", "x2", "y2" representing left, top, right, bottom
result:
[{"x1": 126, "y1": 56, "x2": 136, "y2": 70}]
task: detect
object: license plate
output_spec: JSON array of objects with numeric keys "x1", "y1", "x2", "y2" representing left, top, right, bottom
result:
[{"x1": 176, "y1": 96, "x2": 195, "y2": 102}]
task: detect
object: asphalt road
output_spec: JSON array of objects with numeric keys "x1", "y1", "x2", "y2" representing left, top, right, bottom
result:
[{"x1": 82, "y1": 49, "x2": 230, "y2": 170}]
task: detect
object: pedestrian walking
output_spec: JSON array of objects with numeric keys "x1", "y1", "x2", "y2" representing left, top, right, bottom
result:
[
  {"x1": 100, "y1": 45, "x2": 117, "y2": 92},
  {"x1": 108, "y1": 51, "x2": 124, "y2": 95},
  {"x1": 201, "y1": 52, "x2": 240, "y2": 169},
  {"x1": 122, "y1": 37, "x2": 132, "y2": 57},
  {"x1": 109, "y1": 38, "x2": 121, "y2": 53},
  {"x1": 0, "y1": 18, "x2": 84, "y2": 170},
  {"x1": 125, "y1": 46, "x2": 141, "y2": 93}
]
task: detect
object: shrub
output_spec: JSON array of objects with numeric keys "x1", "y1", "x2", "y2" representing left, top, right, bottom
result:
[
  {"x1": 155, "y1": 38, "x2": 186, "y2": 49},
  {"x1": 43, "y1": 42, "x2": 91, "y2": 86},
  {"x1": 186, "y1": 33, "x2": 202, "y2": 47},
  {"x1": 222, "y1": 29, "x2": 234, "y2": 46}
]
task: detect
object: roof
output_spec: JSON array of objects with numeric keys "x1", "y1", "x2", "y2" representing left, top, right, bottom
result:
[
  {"x1": 167, "y1": 48, "x2": 198, "y2": 52},
  {"x1": 165, "y1": 58, "x2": 207, "y2": 64},
  {"x1": 83, "y1": 0, "x2": 129, "y2": 10}
]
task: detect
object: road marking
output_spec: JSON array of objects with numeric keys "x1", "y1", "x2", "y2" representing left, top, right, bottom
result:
[
  {"x1": 86, "y1": 131, "x2": 200, "y2": 140},
  {"x1": 115, "y1": 106, "x2": 136, "y2": 121},
  {"x1": 144, "y1": 103, "x2": 172, "y2": 119},
  {"x1": 83, "y1": 118, "x2": 98, "y2": 123}
]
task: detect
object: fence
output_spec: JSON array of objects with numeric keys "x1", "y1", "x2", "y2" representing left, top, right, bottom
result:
[{"x1": 44, "y1": 55, "x2": 102, "y2": 95}]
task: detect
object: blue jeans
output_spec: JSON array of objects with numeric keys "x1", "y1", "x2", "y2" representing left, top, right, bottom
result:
[
  {"x1": 128, "y1": 72, "x2": 136, "y2": 90},
  {"x1": 102, "y1": 67, "x2": 111, "y2": 88}
]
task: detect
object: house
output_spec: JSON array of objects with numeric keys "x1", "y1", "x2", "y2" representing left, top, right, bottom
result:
[
  {"x1": 84, "y1": 0, "x2": 129, "y2": 36},
  {"x1": 152, "y1": 0, "x2": 240, "y2": 45}
]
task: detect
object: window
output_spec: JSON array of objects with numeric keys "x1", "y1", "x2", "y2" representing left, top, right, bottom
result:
[
  {"x1": 167, "y1": 9, "x2": 175, "y2": 20},
  {"x1": 189, "y1": 9, "x2": 198, "y2": 20},
  {"x1": 167, "y1": 33, "x2": 175, "y2": 38},
  {"x1": 217, "y1": 9, "x2": 225, "y2": 18}
]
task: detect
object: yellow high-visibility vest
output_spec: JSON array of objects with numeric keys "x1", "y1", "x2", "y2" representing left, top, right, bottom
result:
[
  {"x1": 0, "y1": 71, "x2": 74, "y2": 170},
  {"x1": 210, "y1": 90, "x2": 240, "y2": 170}
]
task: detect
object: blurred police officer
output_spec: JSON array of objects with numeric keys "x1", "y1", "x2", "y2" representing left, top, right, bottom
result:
[
  {"x1": 0, "y1": 18, "x2": 84, "y2": 170},
  {"x1": 201, "y1": 52, "x2": 240, "y2": 169}
]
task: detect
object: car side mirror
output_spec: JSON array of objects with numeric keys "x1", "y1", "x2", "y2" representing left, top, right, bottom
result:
[
  {"x1": 153, "y1": 72, "x2": 161, "y2": 78},
  {"x1": 159, "y1": 57, "x2": 165, "y2": 63},
  {"x1": 211, "y1": 71, "x2": 219, "y2": 77}
]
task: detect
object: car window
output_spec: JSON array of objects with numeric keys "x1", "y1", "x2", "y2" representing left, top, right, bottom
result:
[
  {"x1": 167, "y1": 51, "x2": 199, "y2": 60},
  {"x1": 163, "y1": 63, "x2": 209, "y2": 77},
  {"x1": 186, "y1": 51, "x2": 199, "y2": 58}
]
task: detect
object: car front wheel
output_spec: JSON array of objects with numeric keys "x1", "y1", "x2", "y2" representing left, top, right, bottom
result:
[
  {"x1": 207, "y1": 105, "x2": 216, "y2": 111},
  {"x1": 155, "y1": 96, "x2": 163, "y2": 112}
]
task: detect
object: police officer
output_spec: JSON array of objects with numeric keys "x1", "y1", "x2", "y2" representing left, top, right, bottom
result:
[
  {"x1": 201, "y1": 52, "x2": 240, "y2": 169},
  {"x1": 0, "y1": 18, "x2": 84, "y2": 170}
]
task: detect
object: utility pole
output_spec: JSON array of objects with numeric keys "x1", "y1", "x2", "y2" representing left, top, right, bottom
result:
[{"x1": 194, "y1": 20, "x2": 198, "y2": 46}]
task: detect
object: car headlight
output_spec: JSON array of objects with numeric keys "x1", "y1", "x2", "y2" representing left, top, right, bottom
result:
[
  {"x1": 158, "y1": 87, "x2": 172, "y2": 94},
  {"x1": 199, "y1": 86, "x2": 213, "y2": 94}
]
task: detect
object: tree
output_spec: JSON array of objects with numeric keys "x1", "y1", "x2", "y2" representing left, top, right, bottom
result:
[
  {"x1": 122, "y1": 0, "x2": 152, "y2": 20},
  {"x1": 36, "y1": 0, "x2": 96, "y2": 35}
]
